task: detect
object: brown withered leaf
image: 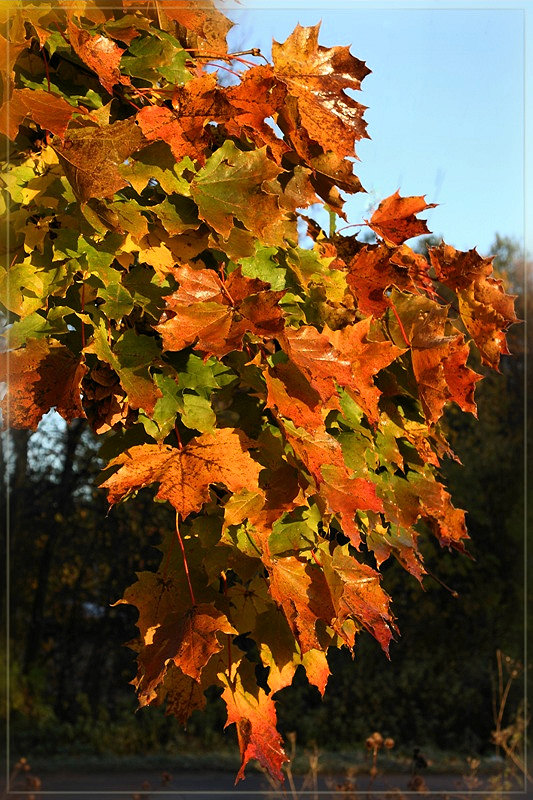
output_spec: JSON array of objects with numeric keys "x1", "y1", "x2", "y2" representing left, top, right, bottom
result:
[
  {"x1": 458, "y1": 279, "x2": 518, "y2": 369},
  {"x1": 0, "y1": 340, "x2": 86, "y2": 430},
  {"x1": 272, "y1": 23, "x2": 370, "y2": 159},
  {"x1": 53, "y1": 118, "x2": 145, "y2": 201},
  {"x1": 308, "y1": 150, "x2": 365, "y2": 215},
  {"x1": 101, "y1": 427, "x2": 262, "y2": 517},
  {"x1": 429, "y1": 243, "x2": 493, "y2": 290},
  {"x1": 367, "y1": 190, "x2": 437, "y2": 246},
  {"x1": 0, "y1": 88, "x2": 75, "y2": 140}
]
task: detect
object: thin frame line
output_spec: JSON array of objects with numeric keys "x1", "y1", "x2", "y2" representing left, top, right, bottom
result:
[
  {"x1": 4, "y1": 16, "x2": 11, "y2": 800},
  {"x1": 2, "y1": 1, "x2": 528, "y2": 796}
]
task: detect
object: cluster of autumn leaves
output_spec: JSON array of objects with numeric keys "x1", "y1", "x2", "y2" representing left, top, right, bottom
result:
[{"x1": 0, "y1": 0, "x2": 517, "y2": 783}]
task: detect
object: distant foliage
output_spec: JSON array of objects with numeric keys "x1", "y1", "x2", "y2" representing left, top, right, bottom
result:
[{"x1": 0, "y1": 0, "x2": 518, "y2": 783}]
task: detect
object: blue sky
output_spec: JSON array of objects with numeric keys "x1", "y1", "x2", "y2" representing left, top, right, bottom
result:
[{"x1": 223, "y1": 1, "x2": 530, "y2": 259}]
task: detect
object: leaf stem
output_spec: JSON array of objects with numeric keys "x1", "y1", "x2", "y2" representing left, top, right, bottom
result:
[
  {"x1": 217, "y1": 264, "x2": 236, "y2": 305},
  {"x1": 176, "y1": 513, "x2": 196, "y2": 607},
  {"x1": 80, "y1": 281, "x2": 86, "y2": 349},
  {"x1": 325, "y1": 205, "x2": 336, "y2": 237},
  {"x1": 425, "y1": 567, "x2": 458, "y2": 598},
  {"x1": 41, "y1": 47, "x2": 51, "y2": 92},
  {"x1": 335, "y1": 222, "x2": 365, "y2": 234},
  {"x1": 389, "y1": 302, "x2": 410, "y2": 347}
]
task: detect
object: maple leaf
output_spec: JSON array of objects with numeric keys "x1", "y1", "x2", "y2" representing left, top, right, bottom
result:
[
  {"x1": 365, "y1": 515, "x2": 426, "y2": 583},
  {"x1": 346, "y1": 242, "x2": 421, "y2": 316},
  {"x1": 268, "y1": 555, "x2": 335, "y2": 653},
  {"x1": 221, "y1": 660, "x2": 288, "y2": 784},
  {"x1": 320, "y1": 464, "x2": 384, "y2": 547},
  {"x1": 389, "y1": 290, "x2": 482, "y2": 424},
  {"x1": 0, "y1": 88, "x2": 75, "y2": 141},
  {"x1": 86, "y1": 324, "x2": 162, "y2": 417},
  {"x1": 0, "y1": 32, "x2": 28, "y2": 93},
  {"x1": 101, "y1": 428, "x2": 262, "y2": 517},
  {"x1": 67, "y1": 19, "x2": 127, "y2": 95},
  {"x1": 429, "y1": 243, "x2": 518, "y2": 368},
  {"x1": 0, "y1": 340, "x2": 86, "y2": 430},
  {"x1": 136, "y1": 102, "x2": 210, "y2": 166},
  {"x1": 254, "y1": 609, "x2": 331, "y2": 696},
  {"x1": 147, "y1": 68, "x2": 288, "y2": 166},
  {"x1": 264, "y1": 361, "x2": 324, "y2": 431},
  {"x1": 328, "y1": 319, "x2": 405, "y2": 423},
  {"x1": 159, "y1": 0, "x2": 233, "y2": 55},
  {"x1": 222, "y1": 66, "x2": 289, "y2": 164},
  {"x1": 272, "y1": 23, "x2": 370, "y2": 160},
  {"x1": 322, "y1": 546, "x2": 396, "y2": 654},
  {"x1": 367, "y1": 190, "x2": 437, "y2": 245},
  {"x1": 135, "y1": 603, "x2": 236, "y2": 702},
  {"x1": 190, "y1": 140, "x2": 285, "y2": 243},
  {"x1": 155, "y1": 664, "x2": 207, "y2": 723},
  {"x1": 412, "y1": 333, "x2": 481, "y2": 424},
  {"x1": 52, "y1": 118, "x2": 145, "y2": 201},
  {"x1": 112, "y1": 569, "x2": 181, "y2": 647},
  {"x1": 157, "y1": 265, "x2": 284, "y2": 358},
  {"x1": 281, "y1": 325, "x2": 352, "y2": 404},
  {"x1": 283, "y1": 426, "x2": 383, "y2": 547},
  {"x1": 409, "y1": 472, "x2": 469, "y2": 551},
  {"x1": 429, "y1": 243, "x2": 493, "y2": 290},
  {"x1": 308, "y1": 151, "x2": 365, "y2": 215},
  {"x1": 390, "y1": 244, "x2": 437, "y2": 298}
]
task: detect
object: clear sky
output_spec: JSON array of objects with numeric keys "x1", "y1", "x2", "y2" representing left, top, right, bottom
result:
[{"x1": 223, "y1": 1, "x2": 529, "y2": 259}]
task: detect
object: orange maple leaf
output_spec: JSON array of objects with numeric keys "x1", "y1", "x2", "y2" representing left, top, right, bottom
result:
[
  {"x1": 367, "y1": 190, "x2": 437, "y2": 245},
  {"x1": 101, "y1": 428, "x2": 262, "y2": 517}
]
